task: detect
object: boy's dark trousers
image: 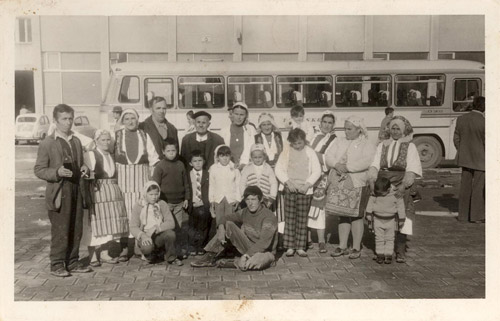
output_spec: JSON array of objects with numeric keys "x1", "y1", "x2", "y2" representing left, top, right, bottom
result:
[{"x1": 188, "y1": 205, "x2": 212, "y2": 251}]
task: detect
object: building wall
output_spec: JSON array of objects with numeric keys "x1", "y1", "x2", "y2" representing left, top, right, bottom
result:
[{"x1": 15, "y1": 15, "x2": 485, "y2": 121}]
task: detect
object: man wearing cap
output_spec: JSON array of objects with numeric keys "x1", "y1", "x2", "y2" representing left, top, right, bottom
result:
[
  {"x1": 181, "y1": 111, "x2": 224, "y2": 170},
  {"x1": 220, "y1": 102, "x2": 256, "y2": 170},
  {"x1": 111, "y1": 106, "x2": 123, "y2": 132},
  {"x1": 139, "y1": 96, "x2": 179, "y2": 159},
  {"x1": 191, "y1": 186, "x2": 278, "y2": 270}
]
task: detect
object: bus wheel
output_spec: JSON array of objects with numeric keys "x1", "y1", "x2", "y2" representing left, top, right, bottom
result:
[{"x1": 413, "y1": 136, "x2": 442, "y2": 169}]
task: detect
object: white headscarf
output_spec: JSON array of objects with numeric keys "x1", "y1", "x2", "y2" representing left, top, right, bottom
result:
[
  {"x1": 345, "y1": 115, "x2": 368, "y2": 138},
  {"x1": 118, "y1": 108, "x2": 140, "y2": 127}
]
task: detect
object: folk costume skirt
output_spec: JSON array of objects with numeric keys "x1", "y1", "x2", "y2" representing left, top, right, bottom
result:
[{"x1": 325, "y1": 171, "x2": 370, "y2": 218}]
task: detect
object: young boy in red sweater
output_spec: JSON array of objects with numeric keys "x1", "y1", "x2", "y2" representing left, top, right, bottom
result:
[{"x1": 152, "y1": 137, "x2": 191, "y2": 259}]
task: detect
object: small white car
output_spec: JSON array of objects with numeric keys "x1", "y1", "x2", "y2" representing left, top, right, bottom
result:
[{"x1": 15, "y1": 113, "x2": 51, "y2": 144}]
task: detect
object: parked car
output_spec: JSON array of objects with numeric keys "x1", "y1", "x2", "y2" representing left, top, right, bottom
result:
[
  {"x1": 73, "y1": 115, "x2": 97, "y2": 139},
  {"x1": 15, "y1": 113, "x2": 51, "y2": 144}
]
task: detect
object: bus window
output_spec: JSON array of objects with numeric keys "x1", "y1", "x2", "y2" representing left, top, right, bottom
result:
[
  {"x1": 453, "y1": 79, "x2": 481, "y2": 112},
  {"x1": 335, "y1": 75, "x2": 391, "y2": 107},
  {"x1": 395, "y1": 75, "x2": 445, "y2": 107},
  {"x1": 228, "y1": 76, "x2": 273, "y2": 108},
  {"x1": 178, "y1": 76, "x2": 225, "y2": 109},
  {"x1": 144, "y1": 78, "x2": 174, "y2": 109},
  {"x1": 118, "y1": 76, "x2": 140, "y2": 103},
  {"x1": 277, "y1": 76, "x2": 333, "y2": 108}
]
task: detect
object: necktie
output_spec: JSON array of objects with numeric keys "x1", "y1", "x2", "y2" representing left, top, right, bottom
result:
[{"x1": 196, "y1": 171, "x2": 202, "y2": 201}]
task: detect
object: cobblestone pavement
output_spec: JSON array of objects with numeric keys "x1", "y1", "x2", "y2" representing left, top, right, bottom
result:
[{"x1": 14, "y1": 168, "x2": 485, "y2": 301}]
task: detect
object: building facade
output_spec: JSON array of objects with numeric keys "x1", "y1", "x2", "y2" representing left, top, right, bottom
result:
[{"x1": 15, "y1": 15, "x2": 485, "y2": 124}]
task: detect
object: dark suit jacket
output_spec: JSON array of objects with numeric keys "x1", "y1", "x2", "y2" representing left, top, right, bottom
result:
[
  {"x1": 187, "y1": 169, "x2": 210, "y2": 213},
  {"x1": 453, "y1": 110, "x2": 485, "y2": 171},
  {"x1": 139, "y1": 116, "x2": 179, "y2": 159},
  {"x1": 180, "y1": 131, "x2": 224, "y2": 170},
  {"x1": 34, "y1": 133, "x2": 84, "y2": 211}
]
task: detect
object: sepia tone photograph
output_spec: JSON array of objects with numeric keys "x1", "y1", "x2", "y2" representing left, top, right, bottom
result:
[{"x1": 2, "y1": 1, "x2": 499, "y2": 320}]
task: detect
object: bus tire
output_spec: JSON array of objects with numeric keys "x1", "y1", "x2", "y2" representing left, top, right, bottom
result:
[{"x1": 413, "y1": 136, "x2": 442, "y2": 169}]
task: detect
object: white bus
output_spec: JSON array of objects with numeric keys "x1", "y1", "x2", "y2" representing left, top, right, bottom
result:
[{"x1": 100, "y1": 60, "x2": 484, "y2": 168}]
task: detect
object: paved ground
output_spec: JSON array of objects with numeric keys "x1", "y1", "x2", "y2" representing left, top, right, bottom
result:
[{"x1": 14, "y1": 145, "x2": 485, "y2": 301}]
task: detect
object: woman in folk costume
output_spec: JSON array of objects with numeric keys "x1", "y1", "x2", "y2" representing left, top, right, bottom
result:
[
  {"x1": 114, "y1": 108, "x2": 160, "y2": 260},
  {"x1": 368, "y1": 115, "x2": 422, "y2": 263},
  {"x1": 83, "y1": 130, "x2": 129, "y2": 266},
  {"x1": 307, "y1": 111, "x2": 337, "y2": 253},
  {"x1": 325, "y1": 116, "x2": 376, "y2": 259},
  {"x1": 254, "y1": 112, "x2": 284, "y2": 168}
]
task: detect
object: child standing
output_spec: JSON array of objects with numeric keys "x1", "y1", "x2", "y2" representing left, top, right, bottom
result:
[
  {"x1": 152, "y1": 137, "x2": 191, "y2": 259},
  {"x1": 240, "y1": 144, "x2": 278, "y2": 210},
  {"x1": 275, "y1": 128, "x2": 321, "y2": 257},
  {"x1": 187, "y1": 150, "x2": 211, "y2": 256},
  {"x1": 289, "y1": 105, "x2": 315, "y2": 144},
  {"x1": 209, "y1": 145, "x2": 241, "y2": 225},
  {"x1": 366, "y1": 177, "x2": 406, "y2": 264},
  {"x1": 129, "y1": 181, "x2": 183, "y2": 265}
]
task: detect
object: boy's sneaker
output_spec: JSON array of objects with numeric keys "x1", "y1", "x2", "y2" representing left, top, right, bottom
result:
[
  {"x1": 190, "y1": 252, "x2": 217, "y2": 268},
  {"x1": 375, "y1": 255, "x2": 385, "y2": 264},
  {"x1": 384, "y1": 256, "x2": 393, "y2": 264}
]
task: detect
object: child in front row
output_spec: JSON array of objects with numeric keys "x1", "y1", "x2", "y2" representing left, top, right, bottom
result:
[
  {"x1": 366, "y1": 177, "x2": 406, "y2": 264},
  {"x1": 152, "y1": 137, "x2": 191, "y2": 259},
  {"x1": 209, "y1": 145, "x2": 241, "y2": 225},
  {"x1": 240, "y1": 144, "x2": 278, "y2": 210},
  {"x1": 187, "y1": 150, "x2": 211, "y2": 256},
  {"x1": 129, "y1": 181, "x2": 183, "y2": 265}
]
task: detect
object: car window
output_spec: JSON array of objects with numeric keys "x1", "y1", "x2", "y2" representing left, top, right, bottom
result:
[
  {"x1": 74, "y1": 117, "x2": 82, "y2": 126},
  {"x1": 17, "y1": 116, "x2": 37, "y2": 123},
  {"x1": 81, "y1": 116, "x2": 89, "y2": 125},
  {"x1": 39, "y1": 117, "x2": 45, "y2": 125}
]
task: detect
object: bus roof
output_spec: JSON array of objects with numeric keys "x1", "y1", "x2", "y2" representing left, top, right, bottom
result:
[{"x1": 111, "y1": 60, "x2": 484, "y2": 75}]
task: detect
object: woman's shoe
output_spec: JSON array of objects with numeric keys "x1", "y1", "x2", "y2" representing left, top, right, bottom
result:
[
  {"x1": 348, "y1": 249, "x2": 361, "y2": 259},
  {"x1": 330, "y1": 247, "x2": 347, "y2": 257},
  {"x1": 307, "y1": 243, "x2": 314, "y2": 249},
  {"x1": 375, "y1": 255, "x2": 384, "y2": 264},
  {"x1": 296, "y1": 249, "x2": 308, "y2": 257},
  {"x1": 168, "y1": 258, "x2": 184, "y2": 266},
  {"x1": 395, "y1": 254, "x2": 406, "y2": 263},
  {"x1": 89, "y1": 260, "x2": 102, "y2": 267},
  {"x1": 117, "y1": 256, "x2": 129, "y2": 262},
  {"x1": 101, "y1": 257, "x2": 119, "y2": 264},
  {"x1": 285, "y1": 249, "x2": 295, "y2": 257},
  {"x1": 318, "y1": 242, "x2": 327, "y2": 253}
]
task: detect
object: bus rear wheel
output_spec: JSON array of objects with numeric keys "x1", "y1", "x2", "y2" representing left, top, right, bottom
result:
[{"x1": 413, "y1": 136, "x2": 442, "y2": 169}]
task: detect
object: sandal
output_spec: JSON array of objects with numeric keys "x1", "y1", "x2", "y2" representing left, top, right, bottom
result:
[
  {"x1": 296, "y1": 249, "x2": 308, "y2": 257},
  {"x1": 285, "y1": 249, "x2": 295, "y2": 257},
  {"x1": 330, "y1": 247, "x2": 347, "y2": 257},
  {"x1": 348, "y1": 249, "x2": 361, "y2": 259},
  {"x1": 318, "y1": 242, "x2": 327, "y2": 253}
]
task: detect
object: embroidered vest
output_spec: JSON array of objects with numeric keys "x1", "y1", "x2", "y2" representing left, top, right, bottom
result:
[
  {"x1": 92, "y1": 151, "x2": 116, "y2": 179},
  {"x1": 115, "y1": 129, "x2": 149, "y2": 165},
  {"x1": 311, "y1": 133, "x2": 337, "y2": 154},
  {"x1": 380, "y1": 142, "x2": 409, "y2": 171}
]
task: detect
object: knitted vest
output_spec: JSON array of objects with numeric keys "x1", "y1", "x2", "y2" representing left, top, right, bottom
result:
[{"x1": 380, "y1": 142, "x2": 409, "y2": 172}]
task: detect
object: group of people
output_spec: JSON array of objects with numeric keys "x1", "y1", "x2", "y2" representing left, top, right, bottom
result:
[{"x1": 34, "y1": 94, "x2": 485, "y2": 277}]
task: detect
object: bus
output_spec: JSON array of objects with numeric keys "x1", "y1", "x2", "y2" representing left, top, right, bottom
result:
[{"x1": 100, "y1": 60, "x2": 485, "y2": 168}]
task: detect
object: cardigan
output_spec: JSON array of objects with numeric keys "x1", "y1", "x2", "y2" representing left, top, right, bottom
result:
[
  {"x1": 274, "y1": 145, "x2": 321, "y2": 195},
  {"x1": 240, "y1": 163, "x2": 278, "y2": 200}
]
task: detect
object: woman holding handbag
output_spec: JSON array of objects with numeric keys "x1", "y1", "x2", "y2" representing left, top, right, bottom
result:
[{"x1": 324, "y1": 116, "x2": 376, "y2": 259}]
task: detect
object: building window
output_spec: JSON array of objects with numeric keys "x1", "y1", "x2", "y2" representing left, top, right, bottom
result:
[
  {"x1": 17, "y1": 18, "x2": 32, "y2": 43},
  {"x1": 438, "y1": 52, "x2": 455, "y2": 60},
  {"x1": 389, "y1": 52, "x2": 429, "y2": 60},
  {"x1": 242, "y1": 53, "x2": 299, "y2": 62},
  {"x1": 335, "y1": 75, "x2": 391, "y2": 108},
  {"x1": 373, "y1": 53, "x2": 389, "y2": 60},
  {"x1": 324, "y1": 53, "x2": 363, "y2": 61},
  {"x1": 42, "y1": 52, "x2": 101, "y2": 105}
]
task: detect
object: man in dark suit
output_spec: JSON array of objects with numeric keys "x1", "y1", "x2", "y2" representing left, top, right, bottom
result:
[
  {"x1": 34, "y1": 104, "x2": 92, "y2": 277},
  {"x1": 139, "y1": 96, "x2": 179, "y2": 159},
  {"x1": 180, "y1": 111, "x2": 224, "y2": 170},
  {"x1": 453, "y1": 96, "x2": 485, "y2": 223}
]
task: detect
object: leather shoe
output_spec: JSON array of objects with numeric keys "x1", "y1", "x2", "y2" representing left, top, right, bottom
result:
[
  {"x1": 50, "y1": 266, "x2": 71, "y2": 277},
  {"x1": 67, "y1": 263, "x2": 93, "y2": 273},
  {"x1": 168, "y1": 258, "x2": 184, "y2": 266},
  {"x1": 190, "y1": 252, "x2": 217, "y2": 268}
]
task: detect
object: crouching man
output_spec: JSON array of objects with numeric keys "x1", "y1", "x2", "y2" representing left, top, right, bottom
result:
[{"x1": 191, "y1": 186, "x2": 278, "y2": 271}]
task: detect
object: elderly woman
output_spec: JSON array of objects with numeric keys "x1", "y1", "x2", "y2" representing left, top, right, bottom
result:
[
  {"x1": 83, "y1": 130, "x2": 129, "y2": 266},
  {"x1": 307, "y1": 111, "x2": 337, "y2": 253},
  {"x1": 115, "y1": 108, "x2": 160, "y2": 260},
  {"x1": 254, "y1": 112, "x2": 283, "y2": 168},
  {"x1": 325, "y1": 116, "x2": 376, "y2": 259},
  {"x1": 368, "y1": 115, "x2": 422, "y2": 263}
]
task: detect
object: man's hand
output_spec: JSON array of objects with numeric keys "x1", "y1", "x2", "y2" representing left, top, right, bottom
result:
[
  {"x1": 80, "y1": 164, "x2": 89, "y2": 177},
  {"x1": 238, "y1": 254, "x2": 249, "y2": 271},
  {"x1": 183, "y1": 200, "x2": 189, "y2": 209},
  {"x1": 141, "y1": 235, "x2": 153, "y2": 247},
  {"x1": 217, "y1": 225, "x2": 226, "y2": 245},
  {"x1": 398, "y1": 219, "x2": 406, "y2": 230},
  {"x1": 57, "y1": 166, "x2": 73, "y2": 178}
]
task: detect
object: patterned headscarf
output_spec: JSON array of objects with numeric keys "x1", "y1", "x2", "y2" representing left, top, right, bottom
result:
[
  {"x1": 257, "y1": 112, "x2": 278, "y2": 131},
  {"x1": 389, "y1": 115, "x2": 414, "y2": 138},
  {"x1": 345, "y1": 115, "x2": 368, "y2": 138}
]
